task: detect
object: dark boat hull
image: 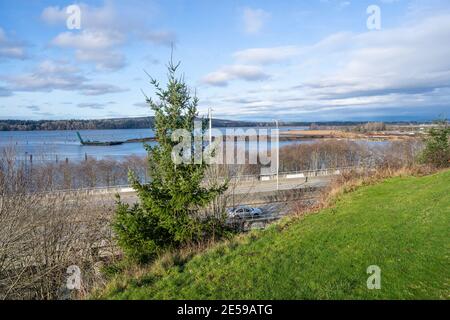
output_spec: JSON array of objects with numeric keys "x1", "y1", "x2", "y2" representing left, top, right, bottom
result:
[{"x1": 82, "y1": 141, "x2": 124, "y2": 146}]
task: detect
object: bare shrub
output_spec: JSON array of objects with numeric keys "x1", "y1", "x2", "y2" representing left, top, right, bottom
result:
[
  {"x1": 0, "y1": 192, "x2": 117, "y2": 299},
  {"x1": 279, "y1": 140, "x2": 372, "y2": 172},
  {"x1": 354, "y1": 122, "x2": 386, "y2": 132},
  {"x1": 0, "y1": 149, "x2": 117, "y2": 300},
  {"x1": 3, "y1": 153, "x2": 148, "y2": 192},
  {"x1": 279, "y1": 139, "x2": 424, "y2": 172},
  {"x1": 378, "y1": 139, "x2": 423, "y2": 169}
]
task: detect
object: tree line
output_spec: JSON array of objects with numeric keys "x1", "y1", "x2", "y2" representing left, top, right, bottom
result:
[
  {"x1": 0, "y1": 117, "x2": 271, "y2": 131},
  {"x1": 0, "y1": 118, "x2": 154, "y2": 131},
  {"x1": 0, "y1": 117, "x2": 431, "y2": 132}
]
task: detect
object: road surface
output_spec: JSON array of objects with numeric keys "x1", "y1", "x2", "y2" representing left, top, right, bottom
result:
[{"x1": 230, "y1": 176, "x2": 330, "y2": 194}]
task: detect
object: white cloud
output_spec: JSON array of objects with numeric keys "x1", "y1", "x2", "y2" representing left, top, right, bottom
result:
[
  {"x1": 232, "y1": 32, "x2": 352, "y2": 66},
  {"x1": 80, "y1": 84, "x2": 128, "y2": 96},
  {"x1": 36, "y1": 59, "x2": 79, "y2": 74},
  {"x1": 233, "y1": 46, "x2": 300, "y2": 65},
  {"x1": 0, "y1": 27, "x2": 28, "y2": 60},
  {"x1": 41, "y1": 6, "x2": 68, "y2": 25},
  {"x1": 77, "y1": 103, "x2": 106, "y2": 109},
  {"x1": 42, "y1": 3, "x2": 117, "y2": 31},
  {"x1": 141, "y1": 31, "x2": 177, "y2": 46},
  {"x1": 203, "y1": 13, "x2": 450, "y2": 120},
  {"x1": 0, "y1": 47, "x2": 26, "y2": 59},
  {"x1": 242, "y1": 7, "x2": 270, "y2": 35},
  {"x1": 203, "y1": 33, "x2": 353, "y2": 87},
  {"x1": 43, "y1": 3, "x2": 175, "y2": 71},
  {"x1": 50, "y1": 29, "x2": 125, "y2": 71},
  {"x1": 75, "y1": 50, "x2": 126, "y2": 71},
  {"x1": 5, "y1": 60, "x2": 85, "y2": 92},
  {"x1": 309, "y1": 14, "x2": 450, "y2": 99},
  {"x1": 3, "y1": 60, "x2": 127, "y2": 96},
  {"x1": 51, "y1": 30, "x2": 124, "y2": 51},
  {"x1": 339, "y1": 1, "x2": 351, "y2": 9},
  {"x1": 202, "y1": 65, "x2": 270, "y2": 86}
]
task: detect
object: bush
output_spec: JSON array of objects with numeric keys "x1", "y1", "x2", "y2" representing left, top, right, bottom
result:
[
  {"x1": 419, "y1": 120, "x2": 450, "y2": 168},
  {"x1": 113, "y1": 201, "x2": 168, "y2": 263}
]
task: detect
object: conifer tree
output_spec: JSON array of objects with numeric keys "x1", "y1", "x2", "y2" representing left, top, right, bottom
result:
[
  {"x1": 113, "y1": 59, "x2": 228, "y2": 263},
  {"x1": 419, "y1": 119, "x2": 450, "y2": 168}
]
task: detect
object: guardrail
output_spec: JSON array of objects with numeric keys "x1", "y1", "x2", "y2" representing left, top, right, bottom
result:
[
  {"x1": 220, "y1": 166, "x2": 358, "y2": 183},
  {"x1": 39, "y1": 166, "x2": 362, "y2": 196},
  {"x1": 275, "y1": 167, "x2": 355, "y2": 179}
]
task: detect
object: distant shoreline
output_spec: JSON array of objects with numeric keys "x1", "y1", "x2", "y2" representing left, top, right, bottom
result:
[
  {"x1": 0, "y1": 117, "x2": 265, "y2": 131},
  {"x1": 0, "y1": 116, "x2": 435, "y2": 132}
]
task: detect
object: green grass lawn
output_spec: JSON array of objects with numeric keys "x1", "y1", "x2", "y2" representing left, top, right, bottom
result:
[{"x1": 101, "y1": 170, "x2": 450, "y2": 300}]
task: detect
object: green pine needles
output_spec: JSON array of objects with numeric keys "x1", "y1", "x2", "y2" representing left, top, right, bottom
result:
[
  {"x1": 419, "y1": 119, "x2": 450, "y2": 168},
  {"x1": 113, "y1": 60, "x2": 228, "y2": 263}
]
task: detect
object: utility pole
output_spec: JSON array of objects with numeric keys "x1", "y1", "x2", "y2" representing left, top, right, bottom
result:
[
  {"x1": 208, "y1": 107, "x2": 213, "y2": 144},
  {"x1": 274, "y1": 119, "x2": 279, "y2": 191}
]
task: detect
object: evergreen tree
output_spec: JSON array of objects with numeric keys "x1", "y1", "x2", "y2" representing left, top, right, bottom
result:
[
  {"x1": 419, "y1": 119, "x2": 450, "y2": 168},
  {"x1": 113, "y1": 60, "x2": 228, "y2": 263}
]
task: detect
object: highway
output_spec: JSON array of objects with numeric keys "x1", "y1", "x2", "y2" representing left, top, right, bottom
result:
[
  {"x1": 106, "y1": 175, "x2": 331, "y2": 205},
  {"x1": 60, "y1": 172, "x2": 337, "y2": 232},
  {"x1": 84, "y1": 176, "x2": 328, "y2": 232},
  {"x1": 230, "y1": 175, "x2": 330, "y2": 194}
]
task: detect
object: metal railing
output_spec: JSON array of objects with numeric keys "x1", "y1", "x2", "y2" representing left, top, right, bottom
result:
[{"x1": 42, "y1": 166, "x2": 362, "y2": 195}]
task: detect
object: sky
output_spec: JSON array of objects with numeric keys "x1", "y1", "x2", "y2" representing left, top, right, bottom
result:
[{"x1": 0, "y1": 0, "x2": 449, "y2": 122}]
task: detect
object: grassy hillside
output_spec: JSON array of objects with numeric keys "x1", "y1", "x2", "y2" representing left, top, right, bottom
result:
[{"x1": 100, "y1": 170, "x2": 450, "y2": 300}]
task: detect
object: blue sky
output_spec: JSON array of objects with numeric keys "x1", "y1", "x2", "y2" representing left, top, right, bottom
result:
[{"x1": 0, "y1": 0, "x2": 449, "y2": 121}]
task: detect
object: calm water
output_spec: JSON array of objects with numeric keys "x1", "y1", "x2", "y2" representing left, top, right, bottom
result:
[
  {"x1": 0, "y1": 129, "x2": 156, "y2": 161},
  {"x1": 0, "y1": 127, "x2": 317, "y2": 162}
]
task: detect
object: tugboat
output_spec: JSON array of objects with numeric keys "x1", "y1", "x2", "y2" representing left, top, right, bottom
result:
[{"x1": 76, "y1": 132, "x2": 124, "y2": 146}]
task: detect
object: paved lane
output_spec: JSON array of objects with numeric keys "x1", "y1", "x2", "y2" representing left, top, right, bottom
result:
[{"x1": 231, "y1": 176, "x2": 330, "y2": 194}]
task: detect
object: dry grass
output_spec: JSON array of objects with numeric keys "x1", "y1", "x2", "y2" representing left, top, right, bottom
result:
[{"x1": 283, "y1": 129, "x2": 363, "y2": 138}]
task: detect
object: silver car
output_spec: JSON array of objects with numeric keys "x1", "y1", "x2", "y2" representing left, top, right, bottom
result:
[{"x1": 227, "y1": 206, "x2": 262, "y2": 219}]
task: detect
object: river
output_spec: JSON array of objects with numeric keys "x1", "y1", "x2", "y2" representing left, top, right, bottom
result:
[{"x1": 0, "y1": 126, "x2": 330, "y2": 162}]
